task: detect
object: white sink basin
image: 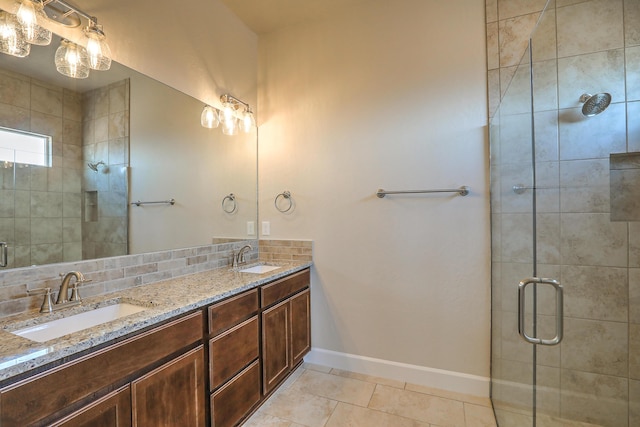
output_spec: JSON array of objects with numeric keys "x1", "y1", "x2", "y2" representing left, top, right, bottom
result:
[
  {"x1": 11, "y1": 303, "x2": 147, "y2": 343},
  {"x1": 238, "y1": 265, "x2": 281, "y2": 274}
]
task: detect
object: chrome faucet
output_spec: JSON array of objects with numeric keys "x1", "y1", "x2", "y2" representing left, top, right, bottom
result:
[
  {"x1": 233, "y1": 245, "x2": 253, "y2": 268},
  {"x1": 28, "y1": 271, "x2": 90, "y2": 313}
]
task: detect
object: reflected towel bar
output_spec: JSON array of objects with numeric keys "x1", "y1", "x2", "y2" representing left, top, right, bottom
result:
[
  {"x1": 131, "y1": 199, "x2": 176, "y2": 206},
  {"x1": 376, "y1": 186, "x2": 469, "y2": 198}
]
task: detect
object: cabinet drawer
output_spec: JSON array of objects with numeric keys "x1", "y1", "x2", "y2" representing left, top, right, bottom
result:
[
  {"x1": 209, "y1": 288, "x2": 259, "y2": 336},
  {"x1": 211, "y1": 360, "x2": 260, "y2": 427},
  {"x1": 261, "y1": 269, "x2": 310, "y2": 308},
  {"x1": 0, "y1": 311, "x2": 203, "y2": 427},
  {"x1": 209, "y1": 316, "x2": 259, "y2": 390}
]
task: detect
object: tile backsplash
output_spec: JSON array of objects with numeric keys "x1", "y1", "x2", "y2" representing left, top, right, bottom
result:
[
  {"x1": 0, "y1": 240, "x2": 259, "y2": 319},
  {"x1": 259, "y1": 239, "x2": 313, "y2": 263}
]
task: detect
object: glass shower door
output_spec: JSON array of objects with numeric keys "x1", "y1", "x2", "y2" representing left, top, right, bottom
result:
[
  {"x1": 490, "y1": 39, "x2": 538, "y2": 425},
  {"x1": 525, "y1": 1, "x2": 634, "y2": 425},
  {"x1": 492, "y1": 1, "x2": 636, "y2": 425}
]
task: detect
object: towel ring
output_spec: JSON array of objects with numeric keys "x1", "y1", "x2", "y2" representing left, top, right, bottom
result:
[
  {"x1": 222, "y1": 193, "x2": 237, "y2": 213},
  {"x1": 275, "y1": 191, "x2": 293, "y2": 213}
]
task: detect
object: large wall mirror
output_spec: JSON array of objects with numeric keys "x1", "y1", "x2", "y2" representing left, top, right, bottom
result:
[{"x1": 0, "y1": 34, "x2": 257, "y2": 270}]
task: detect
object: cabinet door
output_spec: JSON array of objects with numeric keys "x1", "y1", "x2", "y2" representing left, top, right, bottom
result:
[
  {"x1": 261, "y1": 299, "x2": 290, "y2": 395},
  {"x1": 290, "y1": 289, "x2": 311, "y2": 367},
  {"x1": 132, "y1": 345, "x2": 205, "y2": 427},
  {"x1": 51, "y1": 386, "x2": 131, "y2": 427}
]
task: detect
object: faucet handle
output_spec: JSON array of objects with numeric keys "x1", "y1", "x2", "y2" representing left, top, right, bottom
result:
[
  {"x1": 70, "y1": 286, "x2": 80, "y2": 302},
  {"x1": 69, "y1": 278, "x2": 91, "y2": 302},
  {"x1": 27, "y1": 288, "x2": 54, "y2": 313},
  {"x1": 27, "y1": 287, "x2": 50, "y2": 295}
]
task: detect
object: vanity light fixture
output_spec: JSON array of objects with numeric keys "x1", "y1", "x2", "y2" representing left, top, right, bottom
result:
[
  {"x1": 16, "y1": 0, "x2": 51, "y2": 46},
  {"x1": 84, "y1": 20, "x2": 111, "y2": 71},
  {"x1": 201, "y1": 105, "x2": 219, "y2": 129},
  {"x1": 0, "y1": 0, "x2": 112, "y2": 78},
  {"x1": 219, "y1": 95, "x2": 237, "y2": 135},
  {"x1": 0, "y1": 11, "x2": 30, "y2": 57},
  {"x1": 51, "y1": 0, "x2": 113, "y2": 72},
  {"x1": 55, "y1": 38, "x2": 89, "y2": 79},
  {"x1": 218, "y1": 94, "x2": 256, "y2": 135},
  {"x1": 222, "y1": 117, "x2": 239, "y2": 135},
  {"x1": 240, "y1": 106, "x2": 256, "y2": 133},
  {"x1": 201, "y1": 94, "x2": 256, "y2": 135}
]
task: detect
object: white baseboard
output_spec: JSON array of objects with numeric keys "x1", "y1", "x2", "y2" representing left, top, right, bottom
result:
[{"x1": 304, "y1": 347, "x2": 490, "y2": 398}]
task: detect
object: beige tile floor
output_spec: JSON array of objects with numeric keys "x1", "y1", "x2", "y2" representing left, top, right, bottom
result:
[{"x1": 243, "y1": 363, "x2": 497, "y2": 427}]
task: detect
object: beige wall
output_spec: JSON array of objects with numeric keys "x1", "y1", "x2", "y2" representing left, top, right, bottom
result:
[
  {"x1": 258, "y1": 0, "x2": 490, "y2": 388},
  {"x1": 77, "y1": 0, "x2": 258, "y2": 111},
  {"x1": 0, "y1": 0, "x2": 258, "y2": 111},
  {"x1": 129, "y1": 73, "x2": 257, "y2": 253}
]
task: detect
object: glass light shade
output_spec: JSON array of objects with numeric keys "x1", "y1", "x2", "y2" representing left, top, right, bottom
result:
[
  {"x1": 240, "y1": 109, "x2": 256, "y2": 133},
  {"x1": 201, "y1": 105, "x2": 219, "y2": 129},
  {"x1": 222, "y1": 117, "x2": 238, "y2": 135},
  {"x1": 0, "y1": 11, "x2": 30, "y2": 57},
  {"x1": 55, "y1": 39, "x2": 90, "y2": 79},
  {"x1": 16, "y1": 0, "x2": 51, "y2": 46},
  {"x1": 84, "y1": 23, "x2": 111, "y2": 71},
  {"x1": 219, "y1": 101, "x2": 236, "y2": 125}
]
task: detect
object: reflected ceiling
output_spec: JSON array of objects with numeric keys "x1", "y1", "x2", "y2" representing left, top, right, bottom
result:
[{"x1": 220, "y1": 0, "x2": 375, "y2": 34}]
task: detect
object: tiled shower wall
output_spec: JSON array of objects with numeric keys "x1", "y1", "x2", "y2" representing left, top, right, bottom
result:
[
  {"x1": 0, "y1": 68, "x2": 83, "y2": 268},
  {"x1": 489, "y1": 0, "x2": 640, "y2": 425},
  {"x1": 81, "y1": 80, "x2": 129, "y2": 260}
]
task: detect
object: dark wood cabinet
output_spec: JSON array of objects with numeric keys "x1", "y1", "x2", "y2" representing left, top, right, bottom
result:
[
  {"x1": 0, "y1": 267, "x2": 311, "y2": 427},
  {"x1": 51, "y1": 386, "x2": 132, "y2": 427},
  {"x1": 208, "y1": 289, "x2": 261, "y2": 427},
  {"x1": 262, "y1": 299, "x2": 291, "y2": 394},
  {"x1": 210, "y1": 316, "x2": 259, "y2": 389},
  {"x1": 261, "y1": 269, "x2": 311, "y2": 395},
  {"x1": 208, "y1": 288, "x2": 258, "y2": 336},
  {"x1": 132, "y1": 346, "x2": 205, "y2": 427},
  {"x1": 0, "y1": 312, "x2": 203, "y2": 427},
  {"x1": 290, "y1": 288, "x2": 311, "y2": 367},
  {"x1": 210, "y1": 361, "x2": 260, "y2": 427}
]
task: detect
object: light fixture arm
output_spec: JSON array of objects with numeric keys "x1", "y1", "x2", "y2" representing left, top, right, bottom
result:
[
  {"x1": 43, "y1": 0, "x2": 97, "y2": 25},
  {"x1": 220, "y1": 94, "x2": 251, "y2": 111}
]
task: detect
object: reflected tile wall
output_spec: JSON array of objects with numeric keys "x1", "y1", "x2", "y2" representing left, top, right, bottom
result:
[
  {"x1": 81, "y1": 80, "x2": 129, "y2": 260},
  {"x1": 0, "y1": 68, "x2": 83, "y2": 268},
  {"x1": 489, "y1": 0, "x2": 636, "y2": 424}
]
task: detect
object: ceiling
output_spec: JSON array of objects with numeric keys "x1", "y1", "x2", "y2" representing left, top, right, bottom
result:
[{"x1": 219, "y1": 0, "x2": 374, "y2": 34}]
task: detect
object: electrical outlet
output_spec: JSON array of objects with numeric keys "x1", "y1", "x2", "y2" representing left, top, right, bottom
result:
[
  {"x1": 246, "y1": 221, "x2": 255, "y2": 235},
  {"x1": 262, "y1": 221, "x2": 270, "y2": 236}
]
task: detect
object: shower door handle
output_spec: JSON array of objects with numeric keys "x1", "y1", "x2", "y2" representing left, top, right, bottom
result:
[
  {"x1": 0, "y1": 242, "x2": 7, "y2": 267},
  {"x1": 518, "y1": 277, "x2": 563, "y2": 345}
]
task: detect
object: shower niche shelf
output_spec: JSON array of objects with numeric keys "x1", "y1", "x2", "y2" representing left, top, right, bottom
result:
[{"x1": 84, "y1": 191, "x2": 98, "y2": 223}]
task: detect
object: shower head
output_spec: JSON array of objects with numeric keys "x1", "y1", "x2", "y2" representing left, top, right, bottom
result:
[
  {"x1": 87, "y1": 161, "x2": 105, "y2": 172},
  {"x1": 579, "y1": 93, "x2": 611, "y2": 117}
]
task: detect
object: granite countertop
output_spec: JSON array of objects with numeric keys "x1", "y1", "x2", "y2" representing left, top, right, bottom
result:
[{"x1": 0, "y1": 261, "x2": 312, "y2": 384}]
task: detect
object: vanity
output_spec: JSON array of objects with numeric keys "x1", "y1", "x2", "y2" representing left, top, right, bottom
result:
[{"x1": 0, "y1": 263, "x2": 311, "y2": 427}]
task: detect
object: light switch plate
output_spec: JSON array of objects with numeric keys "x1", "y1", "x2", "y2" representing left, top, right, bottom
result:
[
  {"x1": 262, "y1": 221, "x2": 270, "y2": 236},
  {"x1": 247, "y1": 221, "x2": 255, "y2": 235}
]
